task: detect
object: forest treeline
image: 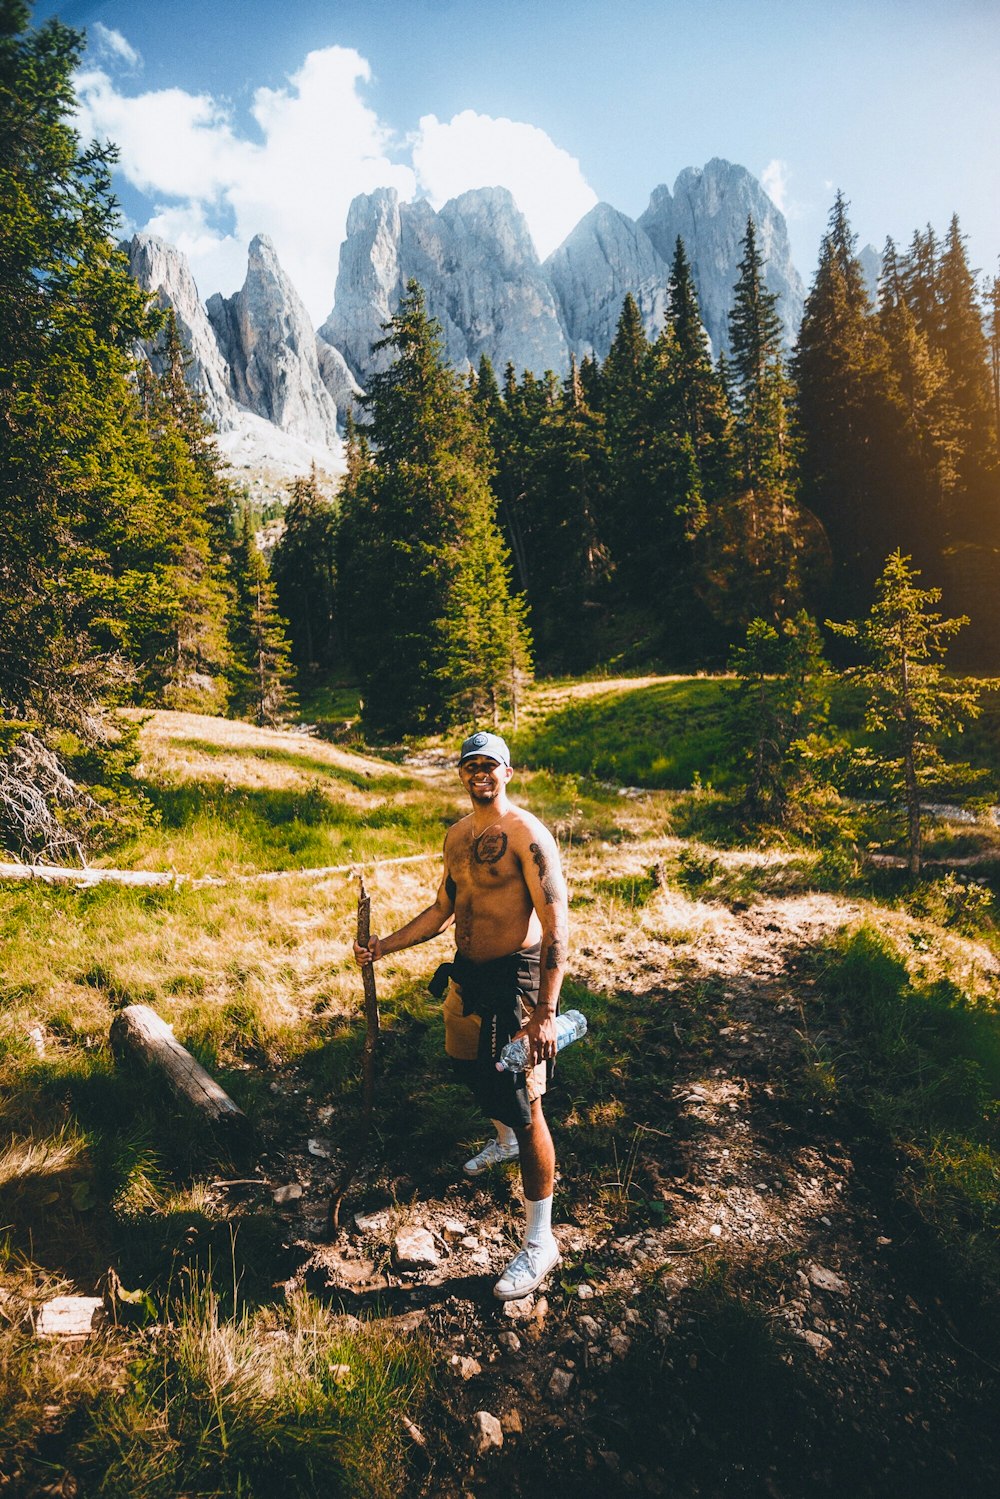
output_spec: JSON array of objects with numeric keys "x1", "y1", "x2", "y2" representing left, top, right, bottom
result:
[
  {"x1": 324, "y1": 205, "x2": 998, "y2": 695},
  {"x1": 2, "y1": 1, "x2": 998, "y2": 860},
  {"x1": 275, "y1": 207, "x2": 1000, "y2": 731}
]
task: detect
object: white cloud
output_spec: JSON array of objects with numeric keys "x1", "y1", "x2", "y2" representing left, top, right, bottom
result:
[
  {"x1": 91, "y1": 23, "x2": 141, "y2": 71},
  {"x1": 73, "y1": 42, "x2": 596, "y2": 320},
  {"x1": 75, "y1": 45, "x2": 415, "y2": 321},
  {"x1": 761, "y1": 158, "x2": 789, "y2": 215},
  {"x1": 76, "y1": 68, "x2": 250, "y2": 200},
  {"x1": 412, "y1": 110, "x2": 596, "y2": 260}
]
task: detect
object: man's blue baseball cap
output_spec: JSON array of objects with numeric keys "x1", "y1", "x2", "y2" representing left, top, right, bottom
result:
[{"x1": 458, "y1": 731, "x2": 511, "y2": 767}]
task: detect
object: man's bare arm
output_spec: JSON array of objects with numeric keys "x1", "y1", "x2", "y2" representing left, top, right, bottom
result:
[
  {"x1": 353, "y1": 841, "x2": 455, "y2": 964},
  {"x1": 516, "y1": 820, "x2": 569, "y2": 1062}
]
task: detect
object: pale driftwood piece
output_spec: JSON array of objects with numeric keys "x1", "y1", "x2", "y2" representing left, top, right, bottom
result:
[
  {"x1": 0, "y1": 861, "x2": 181, "y2": 888},
  {"x1": 0, "y1": 850, "x2": 437, "y2": 891},
  {"x1": 33, "y1": 1296, "x2": 106, "y2": 1339},
  {"x1": 110, "y1": 1004, "x2": 252, "y2": 1151}
]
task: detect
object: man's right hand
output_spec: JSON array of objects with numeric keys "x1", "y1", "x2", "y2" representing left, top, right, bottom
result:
[{"x1": 353, "y1": 935, "x2": 384, "y2": 966}]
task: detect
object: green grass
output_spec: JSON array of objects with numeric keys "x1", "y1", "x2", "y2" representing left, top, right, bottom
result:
[
  {"x1": 111, "y1": 778, "x2": 444, "y2": 876},
  {"x1": 816, "y1": 924, "x2": 1000, "y2": 1311},
  {"x1": 296, "y1": 680, "x2": 364, "y2": 729},
  {"x1": 6, "y1": 1284, "x2": 431, "y2": 1499},
  {"x1": 514, "y1": 678, "x2": 735, "y2": 789}
]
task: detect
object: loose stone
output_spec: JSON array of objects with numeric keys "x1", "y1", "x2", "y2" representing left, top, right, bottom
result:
[
  {"x1": 393, "y1": 1227, "x2": 440, "y2": 1270},
  {"x1": 807, "y1": 1263, "x2": 849, "y2": 1295},
  {"x1": 34, "y1": 1297, "x2": 105, "y2": 1338},
  {"x1": 471, "y1": 1410, "x2": 504, "y2": 1454}
]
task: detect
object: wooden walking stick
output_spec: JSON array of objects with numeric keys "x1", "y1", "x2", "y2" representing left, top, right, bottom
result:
[{"x1": 328, "y1": 874, "x2": 381, "y2": 1231}]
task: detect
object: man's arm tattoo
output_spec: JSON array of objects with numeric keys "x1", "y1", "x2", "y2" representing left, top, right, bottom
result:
[
  {"x1": 545, "y1": 939, "x2": 565, "y2": 971},
  {"x1": 445, "y1": 873, "x2": 456, "y2": 901},
  {"x1": 529, "y1": 841, "x2": 558, "y2": 904}
]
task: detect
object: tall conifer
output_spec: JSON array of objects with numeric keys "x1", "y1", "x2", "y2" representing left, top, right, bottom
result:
[{"x1": 337, "y1": 283, "x2": 531, "y2": 734}]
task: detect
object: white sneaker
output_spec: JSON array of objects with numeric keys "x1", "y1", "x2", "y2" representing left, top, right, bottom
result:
[
  {"x1": 463, "y1": 1137, "x2": 520, "y2": 1176},
  {"x1": 493, "y1": 1239, "x2": 561, "y2": 1301}
]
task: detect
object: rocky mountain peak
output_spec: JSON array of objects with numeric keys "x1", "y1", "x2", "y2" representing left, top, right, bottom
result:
[
  {"x1": 639, "y1": 157, "x2": 805, "y2": 355},
  {"x1": 208, "y1": 235, "x2": 340, "y2": 451},
  {"x1": 544, "y1": 202, "x2": 667, "y2": 360},
  {"x1": 322, "y1": 185, "x2": 567, "y2": 386},
  {"x1": 126, "y1": 232, "x2": 236, "y2": 427}
]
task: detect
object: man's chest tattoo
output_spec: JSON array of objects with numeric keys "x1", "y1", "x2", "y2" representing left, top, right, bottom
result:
[{"x1": 471, "y1": 828, "x2": 508, "y2": 866}]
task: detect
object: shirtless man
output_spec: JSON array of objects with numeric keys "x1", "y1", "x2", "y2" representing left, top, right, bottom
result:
[{"x1": 353, "y1": 730, "x2": 568, "y2": 1300}]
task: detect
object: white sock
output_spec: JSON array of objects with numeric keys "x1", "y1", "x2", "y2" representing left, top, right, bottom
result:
[
  {"x1": 493, "y1": 1120, "x2": 518, "y2": 1150},
  {"x1": 523, "y1": 1194, "x2": 555, "y2": 1249}
]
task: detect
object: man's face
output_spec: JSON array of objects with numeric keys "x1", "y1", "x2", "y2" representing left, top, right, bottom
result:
[{"x1": 459, "y1": 755, "x2": 511, "y2": 803}]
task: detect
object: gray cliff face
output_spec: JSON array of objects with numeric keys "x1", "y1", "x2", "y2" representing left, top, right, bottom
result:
[
  {"x1": 316, "y1": 337, "x2": 363, "y2": 423},
  {"x1": 544, "y1": 203, "x2": 667, "y2": 360},
  {"x1": 126, "y1": 233, "x2": 236, "y2": 427},
  {"x1": 208, "y1": 234, "x2": 340, "y2": 450},
  {"x1": 638, "y1": 158, "x2": 805, "y2": 356},
  {"x1": 317, "y1": 188, "x2": 403, "y2": 383},
  {"x1": 321, "y1": 186, "x2": 567, "y2": 384}
]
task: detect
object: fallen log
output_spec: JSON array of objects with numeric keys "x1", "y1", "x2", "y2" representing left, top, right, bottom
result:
[
  {"x1": 0, "y1": 861, "x2": 181, "y2": 888},
  {"x1": 0, "y1": 850, "x2": 437, "y2": 890},
  {"x1": 110, "y1": 1004, "x2": 252, "y2": 1153}
]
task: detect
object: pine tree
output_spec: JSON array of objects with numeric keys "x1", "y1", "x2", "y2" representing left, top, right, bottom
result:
[
  {"x1": 228, "y1": 514, "x2": 297, "y2": 727},
  {"x1": 0, "y1": 2, "x2": 179, "y2": 853},
  {"x1": 271, "y1": 468, "x2": 340, "y2": 673},
  {"x1": 665, "y1": 237, "x2": 734, "y2": 504},
  {"x1": 337, "y1": 282, "x2": 531, "y2": 734},
  {"x1": 829, "y1": 551, "x2": 980, "y2": 875},
  {"x1": 726, "y1": 611, "x2": 832, "y2": 830},
  {"x1": 0, "y1": 1, "x2": 157, "y2": 733},
  {"x1": 794, "y1": 193, "x2": 910, "y2": 616},
  {"x1": 120, "y1": 317, "x2": 233, "y2": 710},
  {"x1": 697, "y1": 215, "x2": 809, "y2": 626},
  {"x1": 935, "y1": 216, "x2": 998, "y2": 542},
  {"x1": 877, "y1": 236, "x2": 961, "y2": 570},
  {"x1": 728, "y1": 217, "x2": 790, "y2": 490}
]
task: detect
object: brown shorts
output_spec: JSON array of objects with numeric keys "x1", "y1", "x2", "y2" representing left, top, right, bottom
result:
[{"x1": 443, "y1": 978, "x2": 547, "y2": 1103}]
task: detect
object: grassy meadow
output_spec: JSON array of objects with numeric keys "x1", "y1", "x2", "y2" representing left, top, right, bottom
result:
[{"x1": 2, "y1": 679, "x2": 1000, "y2": 1495}]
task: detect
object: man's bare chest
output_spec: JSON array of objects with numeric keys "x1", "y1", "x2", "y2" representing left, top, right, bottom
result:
[{"x1": 452, "y1": 825, "x2": 526, "y2": 895}]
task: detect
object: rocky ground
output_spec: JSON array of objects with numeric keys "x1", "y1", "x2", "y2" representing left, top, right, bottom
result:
[{"x1": 232, "y1": 891, "x2": 1000, "y2": 1498}]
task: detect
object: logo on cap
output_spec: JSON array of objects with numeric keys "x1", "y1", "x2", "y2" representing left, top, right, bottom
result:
[{"x1": 470, "y1": 733, "x2": 488, "y2": 748}]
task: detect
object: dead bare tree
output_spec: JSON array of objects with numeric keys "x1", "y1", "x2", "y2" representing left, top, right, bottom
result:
[{"x1": 0, "y1": 733, "x2": 94, "y2": 863}]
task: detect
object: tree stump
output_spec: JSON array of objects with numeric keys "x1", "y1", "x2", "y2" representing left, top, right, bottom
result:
[{"x1": 110, "y1": 1004, "x2": 252, "y2": 1153}]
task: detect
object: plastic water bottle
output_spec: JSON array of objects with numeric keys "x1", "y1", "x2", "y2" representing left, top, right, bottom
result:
[{"x1": 495, "y1": 1009, "x2": 588, "y2": 1072}]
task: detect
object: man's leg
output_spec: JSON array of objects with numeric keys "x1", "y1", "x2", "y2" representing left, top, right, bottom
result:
[
  {"x1": 516, "y1": 1098, "x2": 554, "y2": 1200},
  {"x1": 494, "y1": 1099, "x2": 560, "y2": 1300},
  {"x1": 463, "y1": 1118, "x2": 519, "y2": 1175}
]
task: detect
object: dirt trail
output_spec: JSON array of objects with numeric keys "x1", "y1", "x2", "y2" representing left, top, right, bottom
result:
[{"x1": 252, "y1": 888, "x2": 999, "y2": 1497}]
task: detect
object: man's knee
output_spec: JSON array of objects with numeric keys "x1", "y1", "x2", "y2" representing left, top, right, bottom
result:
[{"x1": 515, "y1": 1100, "x2": 549, "y2": 1144}]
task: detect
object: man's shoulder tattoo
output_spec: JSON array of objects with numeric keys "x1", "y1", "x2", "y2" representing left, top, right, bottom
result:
[{"x1": 529, "y1": 840, "x2": 560, "y2": 904}]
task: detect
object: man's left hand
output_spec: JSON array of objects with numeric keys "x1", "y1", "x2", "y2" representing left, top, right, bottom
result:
[{"x1": 512, "y1": 1009, "x2": 558, "y2": 1068}]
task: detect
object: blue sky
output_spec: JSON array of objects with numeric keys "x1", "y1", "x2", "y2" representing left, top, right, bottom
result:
[{"x1": 36, "y1": 0, "x2": 1000, "y2": 324}]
